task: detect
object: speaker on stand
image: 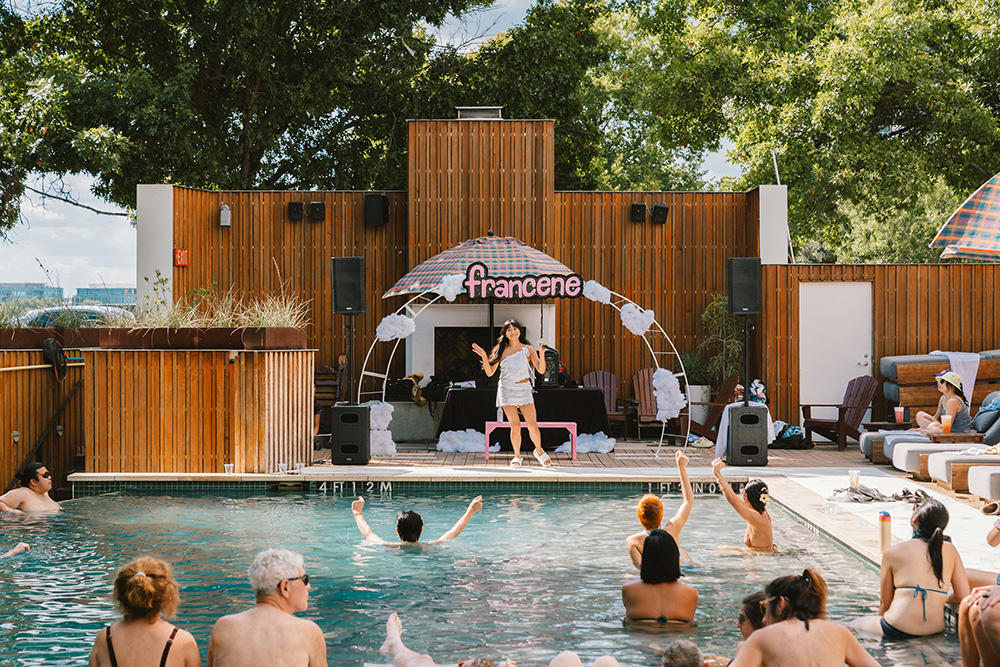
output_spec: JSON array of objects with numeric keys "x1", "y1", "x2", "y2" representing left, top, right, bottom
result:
[
  {"x1": 328, "y1": 405, "x2": 370, "y2": 465},
  {"x1": 332, "y1": 257, "x2": 365, "y2": 404},
  {"x1": 726, "y1": 404, "x2": 769, "y2": 466},
  {"x1": 726, "y1": 256, "x2": 767, "y2": 465}
]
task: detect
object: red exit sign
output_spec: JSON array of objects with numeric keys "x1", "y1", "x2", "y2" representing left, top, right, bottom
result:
[{"x1": 174, "y1": 248, "x2": 190, "y2": 266}]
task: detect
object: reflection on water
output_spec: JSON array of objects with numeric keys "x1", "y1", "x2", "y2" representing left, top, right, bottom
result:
[{"x1": 0, "y1": 492, "x2": 961, "y2": 666}]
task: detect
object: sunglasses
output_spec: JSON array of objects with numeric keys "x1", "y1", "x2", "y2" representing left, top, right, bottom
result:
[
  {"x1": 759, "y1": 596, "x2": 776, "y2": 613},
  {"x1": 37, "y1": 471, "x2": 52, "y2": 479},
  {"x1": 285, "y1": 574, "x2": 310, "y2": 586}
]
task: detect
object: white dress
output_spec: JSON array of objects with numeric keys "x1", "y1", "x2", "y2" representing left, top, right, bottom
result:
[{"x1": 496, "y1": 347, "x2": 535, "y2": 408}]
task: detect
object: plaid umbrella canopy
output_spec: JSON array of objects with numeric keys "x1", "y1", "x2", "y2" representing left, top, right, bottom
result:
[
  {"x1": 931, "y1": 172, "x2": 1000, "y2": 260},
  {"x1": 383, "y1": 234, "x2": 577, "y2": 298}
]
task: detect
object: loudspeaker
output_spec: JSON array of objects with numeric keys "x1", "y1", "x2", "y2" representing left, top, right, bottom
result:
[
  {"x1": 328, "y1": 405, "x2": 370, "y2": 465},
  {"x1": 727, "y1": 257, "x2": 762, "y2": 315},
  {"x1": 726, "y1": 404, "x2": 769, "y2": 466},
  {"x1": 630, "y1": 203, "x2": 646, "y2": 223},
  {"x1": 309, "y1": 202, "x2": 325, "y2": 222},
  {"x1": 365, "y1": 194, "x2": 389, "y2": 227},
  {"x1": 288, "y1": 201, "x2": 303, "y2": 221},
  {"x1": 331, "y1": 257, "x2": 366, "y2": 314},
  {"x1": 536, "y1": 345, "x2": 560, "y2": 388},
  {"x1": 651, "y1": 203, "x2": 669, "y2": 224}
]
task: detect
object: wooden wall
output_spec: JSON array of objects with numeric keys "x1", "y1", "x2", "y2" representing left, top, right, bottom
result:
[
  {"x1": 84, "y1": 350, "x2": 312, "y2": 473},
  {"x1": 0, "y1": 351, "x2": 84, "y2": 491},
  {"x1": 760, "y1": 264, "x2": 1000, "y2": 428}
]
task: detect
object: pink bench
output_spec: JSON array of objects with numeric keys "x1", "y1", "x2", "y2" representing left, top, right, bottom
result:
[{"x1": 484, "y1": 421, "x2": 577, "y2": 460}]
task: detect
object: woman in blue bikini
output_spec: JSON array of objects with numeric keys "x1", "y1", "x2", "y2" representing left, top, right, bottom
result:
[{"x1": 854, "y1": 498, "x2": 970, "y2": 639}]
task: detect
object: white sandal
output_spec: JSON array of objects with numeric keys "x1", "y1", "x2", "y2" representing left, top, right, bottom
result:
[
  {"x1": 509, "y1": 457, "x2": 523, "y2": 467},
  {"x1": 533, "y1": 450, "x2": 553, "y2": 467}
]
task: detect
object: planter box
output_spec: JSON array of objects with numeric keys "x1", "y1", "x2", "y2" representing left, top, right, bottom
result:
[
  {"x1": 0, "y1": 328, "x2": 59, "y2": 349},
  {"x1": 0, "y1": 327, "x2": 307, "y2": 351}
]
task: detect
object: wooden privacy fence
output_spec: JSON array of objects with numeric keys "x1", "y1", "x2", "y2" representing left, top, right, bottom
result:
[{"x1": 84, "y1": 349, "x2": 314, "y2": 474}]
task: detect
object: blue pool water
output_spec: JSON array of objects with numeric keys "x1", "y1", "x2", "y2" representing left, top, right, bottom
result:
[{"x1": 0, "y1": 491, "x2": 962, "y2": 666}]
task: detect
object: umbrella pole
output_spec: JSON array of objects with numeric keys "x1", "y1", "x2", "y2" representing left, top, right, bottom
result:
[{"x1": 489, "y1": 299, "x2": 495, "y2": 340}]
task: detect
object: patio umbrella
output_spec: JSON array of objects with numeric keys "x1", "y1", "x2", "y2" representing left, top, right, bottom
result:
[
  {"x1": 930, "y1": 172, "x2": 1000, "y2": 260},
  {"x1": 383, "y1": 233, "x2": 576, "y2": 298}
]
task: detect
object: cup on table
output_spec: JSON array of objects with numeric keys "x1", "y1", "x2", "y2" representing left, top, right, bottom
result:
[
  {"x1": 224, "y1": 463, "x2": 234, "y2": 474},
  {"x1": 849, "y1": 470, "x2": 861, "y2": 488},
  {"x1": 941, "y1": 414, "x2": 953, "y2": 434},
  {"x1": 894, "y1": 406, "x2": 905, "y2": 424},
  {"x1": 278, "y1": 463, "x2": 288, "y2": 473},
  {"x1": 296, "y1": 462, "x2": 305, "y2": 473}
]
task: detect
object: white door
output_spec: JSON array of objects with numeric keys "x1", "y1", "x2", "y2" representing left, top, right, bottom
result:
[{"x1": 799, "y1": 282, "x2": 874, "y2": 427}]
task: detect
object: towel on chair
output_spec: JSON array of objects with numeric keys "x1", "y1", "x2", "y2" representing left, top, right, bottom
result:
[{"x1": 930, "y1": 350, "x2": 979, "y2": 404}]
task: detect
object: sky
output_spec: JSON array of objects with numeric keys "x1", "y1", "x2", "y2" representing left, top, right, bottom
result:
[{"x1": 0, "y1": 0, "x2": 743, "y2": 299}]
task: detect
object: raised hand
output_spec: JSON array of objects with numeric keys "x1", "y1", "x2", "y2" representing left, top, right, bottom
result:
[
  {"x1": 352, "y1": 497, "x2": 365, "y2": 514},
  {"x1": 468, "y1": 495, "x2": 483, "y2": 513},
  {"x1": 675, "y1": 450, "x2": 688, "y2": 468}
]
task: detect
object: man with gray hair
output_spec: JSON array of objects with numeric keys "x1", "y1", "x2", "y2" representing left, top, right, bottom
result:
[
  {"x1": 207, "y1": 549, "x2": 327, "y2": 666},
  {"x1": 660, "y1": 640, "x2": 702, "y2": 667}
]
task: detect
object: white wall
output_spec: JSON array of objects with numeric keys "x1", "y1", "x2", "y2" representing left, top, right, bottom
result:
[
  {"x1": 135, "y1": 184, "x2": 175, "y2": 311},
  {"x1": 758, "y1": 184, "x2": 789, "y2": 265}
]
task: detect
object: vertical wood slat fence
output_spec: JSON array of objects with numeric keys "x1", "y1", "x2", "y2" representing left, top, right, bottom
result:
[
  {"x1": 0, "y1": 351, "x2": 84, "y2": 490},
  {"x1": 83, "y1": 349, "x2": 313, "y2": 474}
]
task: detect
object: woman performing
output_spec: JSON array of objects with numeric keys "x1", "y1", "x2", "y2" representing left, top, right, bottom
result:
[
  {"x1": 621, "y1": 529, "x2": 698, "y2": 623},
  {"x1": 915, "y1": 370, "x2": 973, "y2": 434},
  {"x1": 712, "y1": 459, "x2": 773, "y2": 550},
  {"x1": 472, "y1": 320, "x2": 549, "y2": 467},
  {"x1": 731, "y1": 569, "x2": 878, "y2": 667},
  {"x1": 626, "y1": 451, "x2": 694, "y2": 567},
  {"x1": 853, "y1": 498, "x2": 969, "y2": 639},
  {"x1": 88, "y1": 556, "x2": 201, "y2": 667}
]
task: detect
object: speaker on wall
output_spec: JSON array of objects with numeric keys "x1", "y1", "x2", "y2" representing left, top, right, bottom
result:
[
  {"x1": 726, "y1": 404, "x2": 768, "y2": 466},
  {"x1": 331, "y1": 257, "x2": 366, "y2": 314},
  {"x1": 309, "y1": 202, "x2": 326, "y2": 222},
  {"x1": 328, "y1": 405, "x2": 370, "y2": 465},
  {"x1": 727, "y1": 257, "x2": 762, "y2": 315},
  {"x1": 651, "y1": 203, "x2": 669, "y2": 224},
  {"x1": 365, "y1": 194, "x2": 389, "y2": 227},
  {"x1": 288, "y1": 201, "x2": 304, "y2": 221},
  {"x1": 630, "y1": 203, "x2": 646, "y2": 223}
]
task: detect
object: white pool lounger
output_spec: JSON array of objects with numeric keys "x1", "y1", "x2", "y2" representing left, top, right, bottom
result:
[
  {"x1": 928, "y1": 450, "x2": 1000, "y2": 491},
  {"x1": 968, "y1": 466, "x2": 1000, "y2": 501},
  {"x1": 892, "y1": 442, "x2": 987, "y2": 474}
]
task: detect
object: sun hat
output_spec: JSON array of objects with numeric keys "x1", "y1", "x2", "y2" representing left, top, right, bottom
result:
[{"x1": 934, "y1": 370, "x2": 963, "y2": 392}]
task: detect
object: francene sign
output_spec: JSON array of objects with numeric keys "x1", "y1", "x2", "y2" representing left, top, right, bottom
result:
[{"x1": 463, "y1": 262, "x2": 583, "y2": 300}]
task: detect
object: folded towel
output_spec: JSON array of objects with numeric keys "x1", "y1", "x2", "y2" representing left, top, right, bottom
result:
[
  {"x1": 982, "y1": 397, "x2": 1000, "y2": 413},
  {"x1": 930, "y1": 350, "x2": 979, "y2": 404}
]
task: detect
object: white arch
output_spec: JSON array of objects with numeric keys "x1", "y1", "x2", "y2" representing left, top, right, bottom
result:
[{"x1": 357, "y1": 289, "x2": 691, "y2": 457}]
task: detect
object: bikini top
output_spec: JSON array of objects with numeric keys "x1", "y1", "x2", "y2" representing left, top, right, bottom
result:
[
  {"x1": 106, "y1": 624, "x2": 178, "y2": 667},
  {"x1": 896, "y1": 584, "x2": 948, "y2": 621},
  {"x1": 499, "y1": 347, "x2": 533, "y2": 385}
]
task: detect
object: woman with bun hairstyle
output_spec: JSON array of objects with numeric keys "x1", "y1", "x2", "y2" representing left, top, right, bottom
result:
[
  {"x1": 712, "y1": 459, "x2": 772, "y2": 550},
  {"x1": 731, "y1": 569, "x2": 879, "y2": 667},
  {"x1": 88, "y1": 557, "x2": 201, "y2": 667}
]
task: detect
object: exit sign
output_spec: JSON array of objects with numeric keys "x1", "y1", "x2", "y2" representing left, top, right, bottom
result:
[{"x1": 174, "y1": 248, "x2": 190, "y2": 266}]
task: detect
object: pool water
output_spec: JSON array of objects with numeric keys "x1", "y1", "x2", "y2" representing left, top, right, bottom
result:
[{"x1": 0, "y1": 491, "x2": 963, "y2": 666}]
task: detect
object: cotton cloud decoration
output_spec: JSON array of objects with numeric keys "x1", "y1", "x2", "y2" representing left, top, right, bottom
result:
[
  {"x1": 555, "y1": 432, "x2": 615, "y2": 454},
  {"x1": 620, "y1": 302, "x2": 656, "y2": 336},
  {"x1": 437, "y1": 429, "x2": 499, "y2": 453},
  {"x1": 652, "y1": 368, "x2": 687, "y2": 421},
  {"x1": 437, "y1": 273, "x2": 466, "y2": 302},
  {"x1": 370, "y1": 430, "x2": 396, "y2": 457},
  {"x1": 362, "y1": 401, "x2": 394, "y2": 431},
  {"x1": 583, "y1": 280, "x2": 612, "y2": 304},
  {"x1": 376, "y1": 313, "x2": 416, "y2": 341}
]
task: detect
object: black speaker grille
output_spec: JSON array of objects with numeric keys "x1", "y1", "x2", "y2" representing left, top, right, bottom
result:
[
  {"x1": 727, "y1": 257, "x2": 762, "y2": 315},
  {"x1": 630, "y1": 203, "x2": 646, "y2": 223},
  {"x1": 332, "y1": 257, "x2": 366, "y2": 314}
]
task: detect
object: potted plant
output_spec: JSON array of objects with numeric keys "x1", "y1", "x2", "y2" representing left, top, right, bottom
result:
[
  {"x1": 680, "y1": 350, "x2": 712, "y2": 423},
  {"x1": 696, "y1": 292, "x2": 744, "y2": 399}
]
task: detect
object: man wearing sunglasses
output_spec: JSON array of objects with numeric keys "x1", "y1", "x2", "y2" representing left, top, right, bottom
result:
[
  {"x1": 207, "y1": 548, "x2": 326, "y2": 667},
  {"x1": 0, "y1": 463, "x2": 61, "y2": 513}
]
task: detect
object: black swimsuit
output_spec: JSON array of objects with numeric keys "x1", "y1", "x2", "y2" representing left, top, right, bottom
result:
[{"x1": 105, "y1": 625, "x2": 178, "y2": 667}]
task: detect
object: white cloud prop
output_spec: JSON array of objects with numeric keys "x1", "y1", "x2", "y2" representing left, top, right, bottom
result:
[
  {"x1": 438, "y1": 273, "x2": 466, "y2": 302},
  {"x1": 370, "y1": 430, "x2": 396, "y2": 457},
  {"x1": 437, "y1": 429, "x2": 499, "y2": 453},
  {"x1": 376, "y1": 313, "x2": 416, "y2": 341},
  {"x1": 652, "y1": 368, "x2": 687, "y2": 421},
  {"x1": 620, "y1": 302, "x2": 655, "y2": 336},
  {"x1": 583, "y1": 280, "x2": 612, "y2": 304},
  {"x1": 555, "y1": 432, "x2": 615, "y2": 454},
  {"x1": 361, "y1": 401, "x2": 394, "y2": 431}
]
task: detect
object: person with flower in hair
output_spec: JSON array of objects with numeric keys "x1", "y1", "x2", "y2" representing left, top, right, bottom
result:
[
  {"x1": 731, "y1": 569, "x2": 878, "y2": 667},
  {"x1": 88, "y1": 556, "x2": 201, "y2": 667},
  {"x1": 915, "y1": 370, "x2": 973, "y2": 435},
  {"x1": 712, "y1": 459, "x2": 772, "y2": 550}
]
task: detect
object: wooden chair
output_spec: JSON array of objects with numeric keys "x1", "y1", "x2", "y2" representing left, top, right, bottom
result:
[
  {"x1": 315, "y1": 357, "x2": 348, "y2": 405},
  {"x1": 630, "y1": 368, "x2": 665, "y2": 441},
  {"x1": 681, "y1": 373, "x2": 741, "y2": 443},
  {"x1": 800, "y1": 375, "x2": 878, "y2": 450},
  {"x1": 582, "y1": 371, "x2": 627, "y2": 439}
]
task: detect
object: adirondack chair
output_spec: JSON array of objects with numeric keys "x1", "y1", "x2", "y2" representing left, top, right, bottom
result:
[
  {"x1": 315, "y1": 357, "x2": 348, "y2": 405},
  {"x1": 800, "y1": 375, "x2": 878, "y2": 450},
  {"x1": 630, "y1": 368, "x2": 666, "y2": 441},
  {"x1": 582, "y1": 370, "x2": 627, "y2": 439},
  {"x1": 681, "y1": 373, "x2": 741, "y2": 443}
]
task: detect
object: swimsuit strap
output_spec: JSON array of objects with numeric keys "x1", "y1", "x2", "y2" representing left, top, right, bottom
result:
[
  {"x1": 105, "y1": 626, "x2": 119, "y2": 667},
  {"x1": 159, "y1": 626, "x2": 179, "y2": 667},
  {"x1": 912, "y1": 531, "x2": 929, "y2": 542},
  {"x1": 897, "y1": 584, "x2": 948, "y2": 621}
]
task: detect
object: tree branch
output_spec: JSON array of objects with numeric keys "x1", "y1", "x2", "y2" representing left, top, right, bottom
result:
[{"x1": 22, "y1": 184, "x2": 129, "y2": 216}]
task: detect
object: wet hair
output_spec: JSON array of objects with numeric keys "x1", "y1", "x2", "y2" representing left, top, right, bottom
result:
[
  {"x1": 247, "y1": 549, "x2": 304, "y2": 597},
  {"x1": 743, "y1": 479, "x2": 769, "y2": 514},
  {"x1": 913, "y1": 498, "x2": 950, "y2": 585},
  {"x1": 637, "y1": 494, "x2": 663, "y2": 530},
  {"x1": 763, "y1": 568, "x2": 827, "y2": 622},
  {"x1": 396, "y1": 510, "x2": 424, "y2": 542},
  {"x1": 458, "y1": 660, "x2": 495, "y2": 667},
  {"x1": 660, "y1": 639, "x2": 702, "y2": 667},
  {"x1": 113, "y1": 557, "x2": 179, "y2": 622},
  {"x1": 640, "y1": 529, "x2": 682, "y2": 584},
  {"x1": 740, "y1": 591, "x2": 767, "y2": 631},
  {"x1": 488, "y1": 320, "x2": 528, "y2": 364},
  {"x1": 18, "y1": 463, "x2": 45, "y2": 487}
]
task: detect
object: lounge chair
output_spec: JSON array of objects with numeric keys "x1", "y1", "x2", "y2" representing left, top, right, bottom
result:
[
  {"x1": 928, "y1": 449, "x2": 1000, "y2": 492},
  {"x1": 800, "y1": 375, "x2": 878, "y2": 450},
  {"x1": 969, "y1": 466, "x2": 1000, "y2": 502}
]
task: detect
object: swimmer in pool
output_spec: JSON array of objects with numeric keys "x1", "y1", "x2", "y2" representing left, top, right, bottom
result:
[
  {"x1": 712, "y1": 459, "x2": 772, "y2": 550},
  {"x1": 621, "y1": 529, "x2": 698, "y2": 623},
  {"x1": 1, "y1": 543, "x2": 29, "y2": 559},
  {"x1": 0, "y1": 463, "x2": 61, "y2": 513},
  {"x1": 352, "y1": 496, "x2": 482, "y2": 546},
  {"x1": 625, "y1": 451, "x2": 694, "y2": 568}
]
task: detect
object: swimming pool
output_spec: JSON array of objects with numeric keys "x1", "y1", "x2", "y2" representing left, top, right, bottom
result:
[{"x1": 0, "y1": 490, "x2": 962, "y2": 666}]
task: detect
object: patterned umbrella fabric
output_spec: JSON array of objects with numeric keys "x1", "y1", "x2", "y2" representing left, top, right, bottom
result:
[
  {"x1": 931, "y1": 172, "x2": 1000, "y2": 260},
  {"x1": 383, "y1": 235, "x2": 576, "y2": 298}
]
